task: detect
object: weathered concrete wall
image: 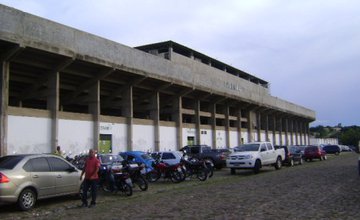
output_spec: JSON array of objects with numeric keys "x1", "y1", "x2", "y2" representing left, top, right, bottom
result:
[{"x1": 0, "y1": 4, "x2": 315, "y2": 120}]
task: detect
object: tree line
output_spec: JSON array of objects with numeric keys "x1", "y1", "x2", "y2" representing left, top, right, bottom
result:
[{"x1": 310, "y1": 125, "x2": 360, "y2": 147}]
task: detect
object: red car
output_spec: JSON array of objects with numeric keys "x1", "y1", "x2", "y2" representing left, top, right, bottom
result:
[{"x1": 304, "y1": 145, "x2": 327, "y2": 161}]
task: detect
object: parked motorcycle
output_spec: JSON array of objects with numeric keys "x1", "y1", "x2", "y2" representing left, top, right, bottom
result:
[
  {"x1": 98, "y1": 162, "x2": 133, "y2": 196},
  {"x1": 180, "y1": 157, "x2": 208, "y2": 181},
  {"x1": 121, "y1": 161, "x2": 148, "y2": 191},
  {"x1": 147, "y1": 159, "x2": 184, "y2": 183}
]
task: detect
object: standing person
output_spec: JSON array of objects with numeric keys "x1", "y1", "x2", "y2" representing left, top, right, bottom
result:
[
  {"x1": 80, "y1": 149, "x2": 100, "y2": 208},
  {"x1": 54, "y1": 146, "x2": 64, "y2": 157}
]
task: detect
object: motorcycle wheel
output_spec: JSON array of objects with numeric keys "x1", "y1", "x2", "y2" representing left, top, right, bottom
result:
[
  {"x1": 147, "y1": 171, "x2": 160, "y2": 183},
  {"x1": 196, "y1": 168, "x2": 208, "y2": 181},
  {"x1": 205, "y1": 160, "x2": 214, "y2": 178},
  {"x1": 120, "y1": 182, "x2": 133, "y2": 196},
  {"x1": 136, "y1": 176, "x2": 148, "y2": 191},
  {"x1": 170, "y1": 170, "x2": 184, "y2": 183}
]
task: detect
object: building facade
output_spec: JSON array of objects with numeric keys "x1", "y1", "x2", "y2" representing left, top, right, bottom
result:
[{"x1": 0, "y1": 5, "x2": 315, "y2": 156}]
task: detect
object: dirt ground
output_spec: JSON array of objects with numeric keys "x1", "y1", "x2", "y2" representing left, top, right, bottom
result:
[{"x1": 1, "y1": 152, "x2": 359, "y2": 220}]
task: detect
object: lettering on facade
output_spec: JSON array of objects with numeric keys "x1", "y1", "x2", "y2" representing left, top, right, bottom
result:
[
  {"x1": 224, "y1": 81, "x2": 243, "y2": 92},
  {"x1": 100, "y1": 124, "x2": 112, "y2": 132}
]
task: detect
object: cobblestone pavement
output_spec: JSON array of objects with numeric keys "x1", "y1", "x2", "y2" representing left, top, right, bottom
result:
[{"x1": 1, "y1": 152, "x2": 359, "y2": 220}]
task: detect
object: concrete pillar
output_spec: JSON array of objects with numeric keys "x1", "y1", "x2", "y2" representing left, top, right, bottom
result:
[
  {"x1": 295, "y1": 120, "x2": 299, "y2": 145},
  {"x1": 211, "y1": 104, "x2": 216, "y2": 148},
  {"x1": 285, "y1": 118, "x2": 289, "y2": 146},
  {"x1": 0, "y1": 61, "x2": 9, "y2": 156},
  {"x1": 257, "y1": 112, "x2": 261, "y2": 141},
  {"x1": 122, "y1": 86, "x2": 133, "y2": 151},
  {"x1": 150, "y1": 92, "x2": 160, "y2": 152},
  {"x1": 279, "y1": 117, "x2": 283, "y2": 145},
  {"x1": 237, "y1": 108, "x2": 242, "y2": 145},
  {"x1": 88, "y1": 81, "x2": 100, "y2": 151},
  {"x1": 299, "y1": 121, "x2": 303, "y2": 145},
  {"x1": 247, "y1": 110, "x2": 253, "y2": 142},
  {"x1": 47, "y1": 71, "x2": 59, "y2": 153},
  {"x1": 172, "y1": 96, "x2": 182, "y2": 150},
  {"x1": 168, "y1": 45, "x2": 173, "y2": 61},
  {"x1": 265, "y1": 114, "x2": 270, "y2": 141},
  {"x1": 225, "y1": 104, "x2": 230, "y2": 148},
  {"x1": 272, "y1": 115, "x2": 276, "y2": 145},
  {"x1": 194, "y1": 100, "x2": 201, "y2": 145}
]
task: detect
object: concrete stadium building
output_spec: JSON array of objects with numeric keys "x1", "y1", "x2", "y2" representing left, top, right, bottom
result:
[{"x1": 0, "y1": 5, "x2": 315, "y2": 156}]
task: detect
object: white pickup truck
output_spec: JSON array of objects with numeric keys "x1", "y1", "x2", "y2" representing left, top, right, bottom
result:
[{"x1": 226, "y1": 142, "x2": 285, "y2": 174}]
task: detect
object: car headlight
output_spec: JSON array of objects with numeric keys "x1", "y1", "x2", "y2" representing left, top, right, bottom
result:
[{"x1": 244, "y1": 155, "x2": 253, "y2": 159}]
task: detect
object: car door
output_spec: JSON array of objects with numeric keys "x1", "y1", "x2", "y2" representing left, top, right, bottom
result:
[
  {"x1": 266, "y1": 143, "x2": 277, "y2": 164},
  {"x1": 24, "y1": 157, "x2": 55, "y2": 198},
  {"x1": 47, "y1": 157, "x2": 80, "y2": 195},
  {"x1": 259, "y1": 143, "x2": 270, "y2": 164}
]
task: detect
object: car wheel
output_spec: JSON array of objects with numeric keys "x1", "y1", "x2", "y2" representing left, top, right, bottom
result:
[
  {"x1": 289, "y1": 159, "x2": 294, "y2": 167},
  {"x1": 18, "y1": 188, "x2": 36, "y2": 211},
  {"x1": 275, "y1": 157, "x2": 282, "y2": 170},
  {"x1": 254, "y1": 160, "x2": 261, "y2": 174},
  {"x1": 299, "y1": 158, "x2": 303, "y2": 165},
  {"x1": 230, "y1": 168, "x2": 236, "y2": 175}
]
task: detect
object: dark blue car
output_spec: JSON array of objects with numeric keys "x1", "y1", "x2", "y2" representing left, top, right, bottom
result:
[{"x1": 119, "y1": 151, "x2": 155, "y2": 173}]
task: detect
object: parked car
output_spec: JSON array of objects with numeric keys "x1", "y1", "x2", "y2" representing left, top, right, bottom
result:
[
  {"x1": 119, "y1": 151, "x2": 155, "y2": 173},
  {"x1": 304, "y1": 145, "x2": 327, "y2": 161},
  {"x1": 180, "y1": 145, "x2": 228, "y2": 169},
  {"x1": 0, "y1": 154, "x2": 83, "y2": 211},
  {"x1": 227, "y1": 142, "x2": 285, "y2": 174},
  {"x1": 283, "y1": 146, "x2": 303, "y2": 166},
  {"x1": 322, "y1": 145, "x2": 341, "y2": 155},
  {"x1": 150, "y1": 151, "x2": 183, "y2": 165}
]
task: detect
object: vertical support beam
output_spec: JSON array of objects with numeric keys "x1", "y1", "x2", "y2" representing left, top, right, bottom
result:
[
  {"x1": 272, "y1": 115, "x2": 276, "y2": 145},
  {"x1": 265, "y1": 114, "x2": 269, "y2": 142},
  {"x1": 306, "y1": 122, "x2": 310, "y2": 145},
  {"x1": 88, "y1": 81, "x2": 100, "y2": 152},
  {"x1": 122, "y1": 86, "x2": 133, "y2": 151},
  {"x1": 237, "y1": 108, "x2": 242, "y2": 145},
  {"x1": 47, "y1": 71, "x2": 59, "y2": 153},
  {"x1": 225, "y1": 104, "x2": 230, "y2": 148},
  {"x1": 194, "y1": 99, "x2": 201, "y2": 145},
  {"x1": 247, "y1": 110, "x2": 253, "y2": 142},
  {"x1": 0, "y1": 61, "x2": 9, "y2": 156},
  {"x1": 211, "y1": 104, "x2": 216, "y2": 149},
  {"x1": 256, "y1": 112, "x2": 261, "y2": 141},
  {"x1": 293, "y1": 120, "x2": 299, "y2": 145},
  {"x1": 285, "y1": 118, "x2": 289, "y2": 146},
  {"x1": 279, "y1": 117, "x2": 283, "y2": 145},
  {"x1": 150, "y1": 92, "x2": 160, "y2": 152},
  {"x1": 172, "y1": 96, "x2": 182, "y2": 150},
  {"x1": 300, "y1": 121, "x2": 302, "y2": 145}
]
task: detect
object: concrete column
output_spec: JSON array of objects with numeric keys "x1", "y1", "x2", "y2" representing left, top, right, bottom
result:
[
  {"x1": 150, "y1": 92, "x2": 160, "y2": 152},
  {"x1": 306, "y1": 122, "x2": 310, "y2": 145},
  {"x1": 122, "y1": 86, "x2": 133, "y2": 151},
  {"x1": 272, "y1": 115, "x2": 276, "y2": 145},
  {"x1": 211, "y1": 104, "x2": 216, "y2": 148},
  {"x1": 247, "y1": 110, "x2": 253, "y2": 142},
  {"x1": 265, "y1": 114, "x2": 269, "y2": 142},
  {"x1": 295, "y1": 120, "x2": 299, "y2": 145},
  {"x1": 279, "y1": 117, "x2": 283, "y2": 145},
  {"x1": 194, "y1": 100, "x2": 201, "y2": 145},
  {"x1": 0, "y1": 61, "x2": 9, "y2": 156},
  {"x1": 89, "y1": 81, "x2": 100, "y2": 151},
  {"x1": 168, "y1": 45, "x2": 173, "y2": 61},
  {"x1": 237, "y1": 108, "x2": 242, "y2": 145},
  {"x1": 285, "y1": 118, "x2": 289, "y2": 146},
  {"x1": 256, "y1": 112, "x2": 261, "y2": 141},
  {"x1": 47, "y1": 71, "x2": 59, "y2": 153},
  {"x1": 172, "y1": 96, "x2": 182, "y2": 150},
  {"x1": 225, "y1": 104, "x2": 230, "y2": 148},
  {"x1": 300, "y1": 121, "x2": 303, "y2": 145}
]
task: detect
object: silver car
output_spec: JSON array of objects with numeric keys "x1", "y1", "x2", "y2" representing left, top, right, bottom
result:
[{"x1": 0, "y1": 154, "x2": 83, "y2": 211}]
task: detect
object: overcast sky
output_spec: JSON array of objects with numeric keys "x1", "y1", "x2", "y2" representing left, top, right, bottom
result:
[{"x1": 1, "y1": 0, "x2": 359, "y2": 127}]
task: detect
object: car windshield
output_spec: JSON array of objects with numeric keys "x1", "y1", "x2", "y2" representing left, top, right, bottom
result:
[
  {"x1": 141, "y1": 153, "x2": 153, "y2": 160},
  {"x1": 99, "y1": 154, "x2": 123, "y2": 164},
  {"x1": 0, "y1": 155, "x2": 25, "y2": 169},
  {"x1": 234, "y1": 144, "x2": 260, "y2": 152},
  {"x1": 289, "y1": 146, "x2": 299, "y2": 154}
]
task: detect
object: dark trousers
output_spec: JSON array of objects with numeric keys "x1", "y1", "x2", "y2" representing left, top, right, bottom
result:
[{"x1": 81, "y1": 179, "x2": 98, "y2": 205}]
